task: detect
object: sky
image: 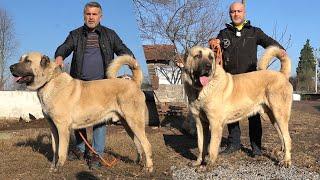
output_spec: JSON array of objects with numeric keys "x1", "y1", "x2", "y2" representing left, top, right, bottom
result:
[
  {"x1": 0, "y1": 0, "x2": 148, "y2": 75},
  {"x1": 1, "y1": 0, "x2": 319, "y2": 77}
]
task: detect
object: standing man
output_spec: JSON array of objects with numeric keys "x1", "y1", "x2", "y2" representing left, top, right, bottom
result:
[
  {"x1": 209, "y1": 2, "x2": 286, "y2": 157},
  {"x1": 55, "y1": 1, "x2": 134, "y2": 168}
]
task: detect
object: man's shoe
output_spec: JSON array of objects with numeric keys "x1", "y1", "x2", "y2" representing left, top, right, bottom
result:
[
  {"x1": 87, "y1": 153, "x2": 102, "y2": 170},
  {"x1": 68, "y1": 148, "x2": 86, "y2": 161},
  {"x1": 251, "y1": 147, "x2": 262, "y2": 157},
  {"x1": 87, "y1": 152, "x2": 118, "y2": 170},
  {"x1": 220, "y1": 145, "x2": 241, "y2": 155}
]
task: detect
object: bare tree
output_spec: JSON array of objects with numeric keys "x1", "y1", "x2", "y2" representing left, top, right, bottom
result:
[
  {"x1": 133, "y1": 0, "x2": 227, "y2": 84},
  {"x1": 134, "y1": 0, "x2": 226, "y2": 53},
  {"x1": 0, "y1": 8, "x2": 18, "y2": 90},
  {"x1": 156, "y1": 61, "x2": 182, "y2": 84}
]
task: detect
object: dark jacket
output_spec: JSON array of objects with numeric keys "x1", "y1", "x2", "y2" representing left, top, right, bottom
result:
[
  {"x1": 217, "y1": 21, "x2": 283, "y2": 74},
  {"x1": 55, "y1": 24, "x2": 133, "y2": 79}
]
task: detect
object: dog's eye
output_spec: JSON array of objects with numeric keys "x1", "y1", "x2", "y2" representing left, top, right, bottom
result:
[
  {"x1": 193, "y1": 50, "x2": 203, "y2": 59},
  {"x1": 194, "y1": 54, "x2": 200, "y2": 59},
  {"x1": 24, "y1": 59, "x2": 31, "y2": 63}
]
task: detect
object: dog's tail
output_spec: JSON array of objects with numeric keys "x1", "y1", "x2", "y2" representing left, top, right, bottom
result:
[
  {"x1": 107, "y1": 55, "x2": 143, "y2": 86},
  {"x1": 257, "y1": 46, "x2": 291, "y2": 79}
]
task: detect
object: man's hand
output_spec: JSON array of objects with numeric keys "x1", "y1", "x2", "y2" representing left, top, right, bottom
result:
[
  {"x1": 209, "y1": 38, "x2": 221, "y2": 48},
  {"x1": 55, "y1": 56, "x2": 64, "y2": 67}
]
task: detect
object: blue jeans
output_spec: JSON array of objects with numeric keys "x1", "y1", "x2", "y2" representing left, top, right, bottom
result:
[{"x1": 74, "y1": 122, "x2": 106, "y2": 156}]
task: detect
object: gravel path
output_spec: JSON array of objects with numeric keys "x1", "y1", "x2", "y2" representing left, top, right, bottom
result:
[{"x1": 171, "y1": 160, "x2": 320, "y2": 180}]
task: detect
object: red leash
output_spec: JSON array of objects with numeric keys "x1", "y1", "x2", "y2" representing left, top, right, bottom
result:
[
  {"x1": 209, "y1": 39, "x2": 223, "y2": 65},
  {"x1": 78, "y1": 131, "x2": 117, "y2": 168}
]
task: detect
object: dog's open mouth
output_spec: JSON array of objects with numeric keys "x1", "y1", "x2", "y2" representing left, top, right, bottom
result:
[
  {"x1": 13, "y1": 74, "x2": 34, "y2": 85},
  {"x1": 199, "y1": 76, "x2": 209, "y2": 86}
]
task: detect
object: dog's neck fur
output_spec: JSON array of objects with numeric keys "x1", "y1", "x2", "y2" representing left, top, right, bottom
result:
[
  {"x1": 37, "y1": 64, "x2": 73, "y2": 106},
  {"x1": 38, "y1": 64, "x2": 63, "y2": 90}
]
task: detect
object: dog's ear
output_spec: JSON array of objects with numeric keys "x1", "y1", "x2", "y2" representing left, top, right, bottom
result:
[
  {"x1": 183, "y1": 50, "x2": 189, "y2": 62},
  {"x1": 19, "y1": 55, "x2": 27, "y2": 62},
  {"x1": 40, "y1": 55, "x2": 50, "y2": 68}
]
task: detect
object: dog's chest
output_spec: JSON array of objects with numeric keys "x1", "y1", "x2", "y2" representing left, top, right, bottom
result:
[{"x1": 37, "y1": 91, "x2": 54, "y2": 115}]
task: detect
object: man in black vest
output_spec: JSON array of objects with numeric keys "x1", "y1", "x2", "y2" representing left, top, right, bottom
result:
[
  {"x1": 210, "y1": 2, "x2": 286, "y2": 157},
  {"x1": 55, "y1": 1, "x2": 134, "y2": 168}
]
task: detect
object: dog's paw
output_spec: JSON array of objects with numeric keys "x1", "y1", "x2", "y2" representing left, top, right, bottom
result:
[
  {"x1": 279, "y1": 159, "x2": 291, "y2": 168},
  {"x1": 205, "y1": 160, "x2": 218, "y2": 171},
  {"x1": 49, "y1": 165, "x2": 55, "y2": 173},
  {"x1": 51, "y1": 162, "x2": 63, "y2": 173},
  {"x1": 134, "y1": 155, "x2": 142, "y2": 165},
  {"x1": 49, "y1": 166, "x2": 61, "y2": 173},
  {"x1": 272, "y1": 148, "x2": 284, "y2": 158},
  {"x1": 145, "y1": 165, "x2": 153, "y2": 173},
  {"x1": 188, "y1": 160, "x2": 202, "y2": 167},
  {"x1": 195, "y1": 165, "x2": 207, "y2": 173},
  {"x1": 207, "y1": 160, "x2": 216, "y2": 167}
]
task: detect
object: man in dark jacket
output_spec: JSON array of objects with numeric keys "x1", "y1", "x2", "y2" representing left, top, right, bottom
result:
[
  {"x1": 210, "y1": 2, "x2": 286, "y2": 157},
  {"x1": 55, "y1": 1, "x2": 134, "y2": 168}
]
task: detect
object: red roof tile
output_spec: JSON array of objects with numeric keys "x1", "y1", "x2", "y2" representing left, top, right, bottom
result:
[{"x1": 143, "y1": 44, "x2": 176, "y2": 61}]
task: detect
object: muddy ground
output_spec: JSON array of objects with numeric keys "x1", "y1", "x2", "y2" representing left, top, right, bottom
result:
[{"x1": 0, "y1": 100, "x2": 319, "y2": 179}]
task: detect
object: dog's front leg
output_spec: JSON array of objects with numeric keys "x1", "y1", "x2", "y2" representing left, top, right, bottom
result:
[
  {"x1": 45, "y1": 116, "x2": 59, "y2": 172},
  {"x1": 207, "y1": 113, "x2": 223, "y2": 167},
  {"x1": 188, "y1": 107, "x2": 204, "y2": 167},
  {"x1": 49, "y1": 131, "x2": 59, "y2": 172},
  {"x1": 55, "y1": 123, "x2": 71, "y2": 172}
]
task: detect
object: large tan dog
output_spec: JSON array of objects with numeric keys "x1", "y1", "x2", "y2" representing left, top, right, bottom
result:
[
  {"x1": 10, "y1": 53, "x2": 153, "y2": 173},
  {"x1": 183, "y1": 46, "x2": 292, "y2": 169}
]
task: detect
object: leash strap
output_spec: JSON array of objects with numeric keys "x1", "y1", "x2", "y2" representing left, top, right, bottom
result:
[
  {"x1": 78, "y1": 131, "x2": 117, "y2": 168},
  {"x1": 208, "y1": 39, "x2": 223, "y2": 65}
]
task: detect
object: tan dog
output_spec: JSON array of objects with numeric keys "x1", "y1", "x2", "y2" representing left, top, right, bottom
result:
[
  {"x1": 10, "y1": 53, "x2": 153, "y2": 173},
  {"x1": 183, "y1": 46, "x2": 292, "y2": 169}
]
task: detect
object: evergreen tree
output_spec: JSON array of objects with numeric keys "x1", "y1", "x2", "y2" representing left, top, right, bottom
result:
[{"x1": 296, "y1": 39, "x2": 317, "y2": 92}]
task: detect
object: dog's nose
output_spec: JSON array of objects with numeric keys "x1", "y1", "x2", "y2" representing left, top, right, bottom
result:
[{"x1": 10, "y1": 64, "x2": 15, "y2": 72}]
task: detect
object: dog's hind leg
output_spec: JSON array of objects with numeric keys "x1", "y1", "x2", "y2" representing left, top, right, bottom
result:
[
  {"x1": 273, "y1": 110, "x2": 292, "y2": 167},
  {"x1": 268, "y1": 91, "x2": 292, "y2": 167},
  {"x1": 120, "y1": 118, "x2": 143, "y2": 165},
  {"x1": 266, "y1": 110, "x2": 285, "y2": 152},
  {"x1": 127, "y1": 121, "x2": 153, "y2": 173},
  {"x1": 120, "y1": 99, "x2": 153, "y2": 172},
  {"x1": 269, "y1": 101, "x2": 292, "y2": 167}
]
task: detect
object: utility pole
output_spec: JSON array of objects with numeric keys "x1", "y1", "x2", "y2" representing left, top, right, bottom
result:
[{"x1": 316, "y1": 58, "x2": 319, "y2": 93}]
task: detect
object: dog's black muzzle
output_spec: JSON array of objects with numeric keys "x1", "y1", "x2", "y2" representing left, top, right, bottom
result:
[
  {"x1": 10, "y1": 63, "x2": 34, "y2": 85},
  {"x1": 198, "y1": 60, "x2": 212, "y2": 77}
]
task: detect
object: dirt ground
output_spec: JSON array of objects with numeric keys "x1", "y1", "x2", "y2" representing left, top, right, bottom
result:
[{"x1": 0, "y1": 100, "x2": 319, "y2": 179}]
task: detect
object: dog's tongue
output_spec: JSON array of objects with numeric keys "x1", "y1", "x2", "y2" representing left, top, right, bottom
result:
[
  {"x1": 200, "y1": 76, "x2": 209, "y2": 86},
  {"x1": 14, "y1": 76, "x2": 22, "y2": 82}
]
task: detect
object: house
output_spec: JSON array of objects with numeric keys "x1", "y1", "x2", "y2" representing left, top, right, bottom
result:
[
  {"x1": 143, "y1": 44, "x2": 186, "y2": 112},
  {"x1": 143, "y1": 44, "x2": 182, "y2": 86}
]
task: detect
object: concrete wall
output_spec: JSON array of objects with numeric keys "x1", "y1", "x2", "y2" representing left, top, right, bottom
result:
[
  {"x1": 0, "y1": 91, "x2": 44, "y2": 122},
  {"x1": 153, "y1": 84, "x2": 186, "y2": 103}
]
